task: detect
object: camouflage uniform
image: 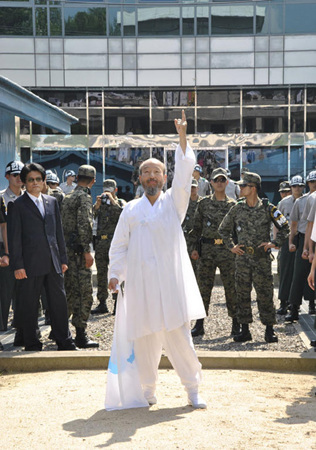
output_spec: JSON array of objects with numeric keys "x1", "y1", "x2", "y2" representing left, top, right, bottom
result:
[
  {"x1": 219, "y1": 198, "x2": 289, "y2": 326},
  {"x1": 94, "y1": 197, "x2": 123, "y2": 306},
  {"x1": 189, "y1": 194, "x2": 237, "y2": 317},
  {"x1": 61, "y1": 185, "x2": 94, "y2": 329},
  {"x1": 182, "y1": 195, "x2": 202, "y2": 274}
]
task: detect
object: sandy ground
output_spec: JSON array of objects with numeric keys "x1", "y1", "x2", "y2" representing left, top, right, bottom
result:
[{"x1": 1, "y1": 369, "x2": 316, "y2": 449}]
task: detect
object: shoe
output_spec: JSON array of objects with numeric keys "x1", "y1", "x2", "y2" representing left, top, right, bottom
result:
[
  {"x1": 191, "y1": 319, "x2": 204, "y2": 337},
  {"x1": 91, "y1": 303, "x2": 109, "y2": 315},
  {"x1": 58, "y1": 341, "x2": 78, "y2": 351},
  {"x1": 310, "y1": 340, "x2": 316, "y2": 347},
  {"x1": 233, "y1": 324, "x2": 252, "y2": 343},
  {"x1": 285, "y1": 306, "x2": 299, "y2": 322},
  {"x1": 24, "y1": 345, "x2": 42, "y2": 351},
  {"x1": 146, "y1": 396, "x2": 157, "y2": 406},
  {"x1": 188, "y1": 393, "x2": 207, "y2": 409},
  {"x1": 276, "y1": 302, "x2": 288, "y2": 315},
  {"x1": 75, "y1": 327, "x2": 99, "y2": 348},
  {"x1": 265, "y1": 325, "x2": 278, "y2": 343},
  {"x1": 309, "y1": 301, "x2": 315, "y2": 315},
  {"x1": 231, "y1": 318, "x2": 240, "y2": 336},
  {"x1": 0, "y1": 341, "x2": 3, "y2": 351}
]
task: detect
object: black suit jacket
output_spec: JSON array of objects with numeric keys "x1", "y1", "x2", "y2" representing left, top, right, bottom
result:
[{"x1": 8, "y1": 192, "x2": 67, "y2": 277}]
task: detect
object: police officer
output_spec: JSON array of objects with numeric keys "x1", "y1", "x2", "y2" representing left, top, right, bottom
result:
[
  {"x1": 46, "y1": 172, "x2": 64, "y2": 209},
  {"x1": 60, "y1": 169, "x2": 77, "y2": 194},
  {"x1": 91, "y1": 179, "x2": 124, "y2": 315},
  {"x1": 285, "y1": 172, "x2": 316, "y2": 321},
  {"x1": 225, "y1": 169, "x2": 240, "y2": 200},
  {"x1": 189, "y1": 168, "x2": 239, "y2": 337},
  {"x1": 182, "y1": 178, "x2": 202, "y2": 275},
  {"x1": 219, "y1": 172, "x2": 289, "y2": 343},
  {"x1": 275, "y1": 176, "x2": 304, "y2": 314},
  {"x1": 192, "y1": 164, "x2": 210, "y2": 197},
  {"x1": 61, "y1": 165, "x2": 98, "y2": 348}
]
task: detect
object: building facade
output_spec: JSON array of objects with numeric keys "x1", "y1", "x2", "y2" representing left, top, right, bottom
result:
[{"x1": 1, "y1": 0, "x2": 316, "y2": 201}]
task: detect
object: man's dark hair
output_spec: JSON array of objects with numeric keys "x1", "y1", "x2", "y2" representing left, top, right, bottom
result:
[
  {"x1": 77, "y1": 175, "x2": 94, "y2": 184},
  {"x1": 20, "y1": 163, "x2": 46, "y2": 184}
]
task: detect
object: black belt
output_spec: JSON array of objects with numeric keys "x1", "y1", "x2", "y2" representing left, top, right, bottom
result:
[
  {"x1": 95, "y1": 234, "x2": 113, "y2": 241},
  {"x1": 201, "y1": 237, "x2": 224, "y2": 245}
]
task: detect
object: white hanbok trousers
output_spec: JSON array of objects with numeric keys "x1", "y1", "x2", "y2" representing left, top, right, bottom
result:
[{"x1": 134, "y1": 323, "x2": 202, "y2": 399}]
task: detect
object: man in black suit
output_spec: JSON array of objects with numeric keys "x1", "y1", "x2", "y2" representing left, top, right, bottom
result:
[{"x1": 8, "y1": 163, "x2": 76, "y2": 351}]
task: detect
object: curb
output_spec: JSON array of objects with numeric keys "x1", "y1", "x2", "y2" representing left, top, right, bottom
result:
[{"x1": 1, "y1": 351, "x2": 315, "y2": 373}]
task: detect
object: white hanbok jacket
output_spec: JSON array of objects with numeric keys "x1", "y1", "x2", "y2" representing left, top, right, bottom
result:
[{"x1": 109, "y1": 144, "x2": 206, "y2": 341}]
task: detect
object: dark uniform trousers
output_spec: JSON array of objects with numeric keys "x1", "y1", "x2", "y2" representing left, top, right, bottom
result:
[
  {"x1": 235, "y1": 253, "x2": 276, "y2": 326},
  {"x1": 15, "y1": 262, "x2": 72, "y2": 350},
  {"x1": 278, "y1": 237, "x2": 295, "y2": 303},
  {"x1": 94, "y1": 239, "x2": 111, "y2": 303},
  {"x1": 288, "y1": 232, "x2": 314, "y2": 307}
]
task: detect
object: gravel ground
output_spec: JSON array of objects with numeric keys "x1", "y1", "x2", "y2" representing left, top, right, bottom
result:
[{"x1": 36, "y1": 286, "x2": 308, "y2": 353}]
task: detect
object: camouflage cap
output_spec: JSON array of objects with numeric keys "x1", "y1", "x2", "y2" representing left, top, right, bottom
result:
[
  {"x1": 103, "y1": 179, "x2": 117, "y2": 192},
  {"x1": 5, "y1": 160, "x2": 24, "y2": 175},
  {"x1": 236, "y1": 172, "x2": 261, "y2": 186},
  {"x1": 191, "y1": 178, "x2": 198, "y2": 187},
  {"x1": 211, "y1": 167, "x2": 228, "y2": 180},
  {"x1": 78, "y1": 165, "x2": 96, "y2": 178},
  {"x1": 279, "y1": 181, "x2": 291, "y2": 192}
]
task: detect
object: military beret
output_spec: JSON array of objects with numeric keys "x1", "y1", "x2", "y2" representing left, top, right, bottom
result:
[{"x1": 78, "y1": 165, "x2": 96, "y2": 178}]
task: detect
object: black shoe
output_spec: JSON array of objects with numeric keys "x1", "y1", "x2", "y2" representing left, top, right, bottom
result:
[
  {"x1": 231, "y1": 318, "x2": 240, "y2": 336},
  {"x1": 233, "y1": 330, "x2": 252, "y2": 342},
  {"x1": 24, "y1": 345, "x2": 42, "y2": 351},
  {"x1": 58, "y1": 340, "x2": 78, "y2": 351},
  {"x1": 0, "y1": 341, "x2": 3, "y2": 351},
  {"x1": 191, "y1": 319, "x2": 204, "y2": 337},
  {"x1": 276, "y1": 305, "x2": 288, "y2": 315},
  {"x1": 310, "y1": 340, "x2": 316, "y2": 347},
  {"x1": 91, "y1": 303, "x2": 109, "y2": 315},
  {"x1": 285, "y1": 306, "x2": 299, "y2": 322},
  {"x1": 309, "y1": 301, "x2": 315, "y2": 315},
  {"x1": 265, "y1": 325, "x2": 278, "y2": 343},
  {"x1": 75, "y1": 328, "x2": 99, "y2": 348}
]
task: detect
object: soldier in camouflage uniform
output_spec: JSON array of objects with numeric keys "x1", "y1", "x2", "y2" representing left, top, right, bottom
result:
[
  {"x1": 182, "y1": 178, "x2": 202, "y2": 275},
  {"x1": 189, "y1": 167, "x2": 239, "y2": 337},
  {"x1": 91, "y1": 179, "x2": 124, "y2": 315},
  {"x1": 219, "y1": 172, "x2": 289, "y2": 343},
  {"x1": 61, "y1": 165, "x2": 99, "y2": 348}
]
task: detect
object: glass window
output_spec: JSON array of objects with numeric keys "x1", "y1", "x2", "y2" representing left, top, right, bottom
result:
[
  {"x1": 285, "y1": 4, "x2": 316, "y2": 34},
  {"x1": 306, "y1": 147, "x2": 316, "y2": 175},
  {"x1": 152, "y1": 108, "x2": 194, "y2": 134},
  {"x1": 307, "y1": 89, "x2": 316, "y2": 105},
  {"x1": 64, "y1": 7, "x2": 107, "y2": 36},
  {"x1": 307, "y1": 106, "x2": 316, "y2": 132},
  {"x1": 269, "y1": 4, "x2": 283, "y2": 34},
  {"x1": 243, "y1": 88, "x2": 288, "y2": 105},
  {"x1": 109, "y1": 6, "x2": 121, "y2": 36},
  {"x1": 0, "y1": 7, "x2": 33, "y2": 35},
  {"x1": 104, "y1": 109, "x2": 149, "y2": 134},
  {"x1": 89, "y1": 109, "x2": 102, "y2": 135},
  {"x1": 50, "y1": 7, "x2": 62, "y2": 36},
  {"x1": 152, "y1": 90, "x2": 195, "y2": 107},
  {"x1": 32, "y1": 123, "x2": 63, "y2": 135},
  {"x1": 228, "y1": 147, "x2": 241, "y2": 181},
  {"x1": 104, "y1": 91, "x2": 149, "y2": 107},
  {"x1": 63, "y1": 108, "x2": 87, "y2": 134},
  {"x1": 290, "y1": 107, "x2": 304, "y2": 133},
  {"x1": 255, "y1": 4, "x2": 268, "y2": 35},
  {"x1": 88, "y1": 92, "x2": 102, "y2": 107},
  {"x1": 290, "y1": 146, "x2": 304, "y2": 179},
  {"x1": 138, "y1": 6, "x2": 180, "y2": 36},
  {"x1": 89, "y1": 148, "x2": 103, "y2": 202},
  {"x1": 242, "y1": 107, "x2": 288, "y2": 133},
  {"x1": 290, "y1": 88, "x2": 304, "y2": 105},
  {"x1": 197, "y1": 6, "x2": 209, "y2": 35},
  {"x1": 33, "y1": 90, "x2": 86, "y2": 107},
  {"x1": 256, "y1": 4, "x2": 283, "y2": 35},
  {"x1": 211, "y1": 4, "x2": 254, "y2": 35},
  {"x1": 20, "y1": 119, "x2": 30, "y2": 135},
  {"x1": 182, "y1": 6, "x2": 194, "y2": 36},
  {"x1": 35, "y1": 7, "x2": 48, "y2": 36},
  {"x1": 197, "y1": 107, "x2": 240, "y2": 133},
  {"x1": 123, "y1": 6, "x2": 136, "y2": 36},
  {"x1": 197, "y1": 90, "x2": 240, "y2": 106}
]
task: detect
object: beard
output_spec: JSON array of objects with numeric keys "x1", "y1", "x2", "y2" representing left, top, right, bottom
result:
[{"x1": 142, "y1": 179, "x2": 164, "y2": 196}]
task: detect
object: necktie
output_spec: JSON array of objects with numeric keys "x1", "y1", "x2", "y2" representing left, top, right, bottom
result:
[{"x1": 36, "y1": 198, "x2": 45, "y2": 217}]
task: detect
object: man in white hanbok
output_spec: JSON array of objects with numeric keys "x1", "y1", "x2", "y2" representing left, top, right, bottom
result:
[{"x1": 106, "y1": 111, "x2": 206, "y2": 410}]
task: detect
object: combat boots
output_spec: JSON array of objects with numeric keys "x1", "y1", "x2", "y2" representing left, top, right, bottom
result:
[
  {"x1": 265, "y1": 325, "x2": 278, "y2": 343},
  {"x1": 91, "y1": 300, "x2": 109, "y2": 315},
  {"x1": 233, "y1": 324, "x2": 252, "y2": 342},
  {"x1": 75, "y1": 328, "x2": 99, "y2": 348},
  {"x1": 309, "y1": 300, "x2": 315, "y2": 315},
  {"x1": 191, "y1": 319, "x2": 205, "y2": 337},
  {"x1": 276, "y1": 300, "x2": 288, "y2": 315},
  {"x1": 231, "y1": 318, "x2": 240, "y2": 336},
  {"x1": 285, "y1": 305, "x2": 299, "y2": 322}
]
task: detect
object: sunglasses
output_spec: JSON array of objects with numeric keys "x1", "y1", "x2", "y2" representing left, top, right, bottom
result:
[
  {"x1": 239, "y1": 183, "x2": 255, "y2": 188},
  {"x1": 26, "y1": 177, "x2": 43, "y2": 183},
  {"x1": 213, "y1": 177, "x2": 227, "y2": 183},
  {"x1": 11, "y1": 173, "x2": 21, "y2": 177}
]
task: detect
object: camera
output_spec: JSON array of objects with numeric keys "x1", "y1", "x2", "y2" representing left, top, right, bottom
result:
[{"x1": 101, "y1": 193, "x2": 111, "y2": 205}]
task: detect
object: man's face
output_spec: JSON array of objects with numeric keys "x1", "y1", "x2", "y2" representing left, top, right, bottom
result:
[
  {"x1": 48, "y1": 182, "x2": 58, "y2": 189},
  {"x1": 239, "y1": 183, "x2": 256, "y2": 198},
  {"x1": 25, "y1": 171, "x2": 44, "y2": 197},
  {"x1": 211, "y1": 176, "x2": 228, "y2": 193},
  {"x1": 67, "y1": 175, "x2": 75, "y2": 184},
  {"x1": 308, "y1": 180, "x2": 316, "y2": 193},
  {"x1": 280, "y1": 191, "x2": 290, "y2": 199},
  {"x1": 193, "y1": 170, "x2": 200, "y2": 180},
  {"x1": 139, "y1": 161, "x2": 166, "y2": 197},
  {"x1": 291, "y1": 185, "x2": 304, "y2": 196},
  {"x1": 5, "y1": 173, "x2": 23, "y2": 190},
  {"x1": 190, "y1": 186, "x2": 198, "y2": 199}
]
